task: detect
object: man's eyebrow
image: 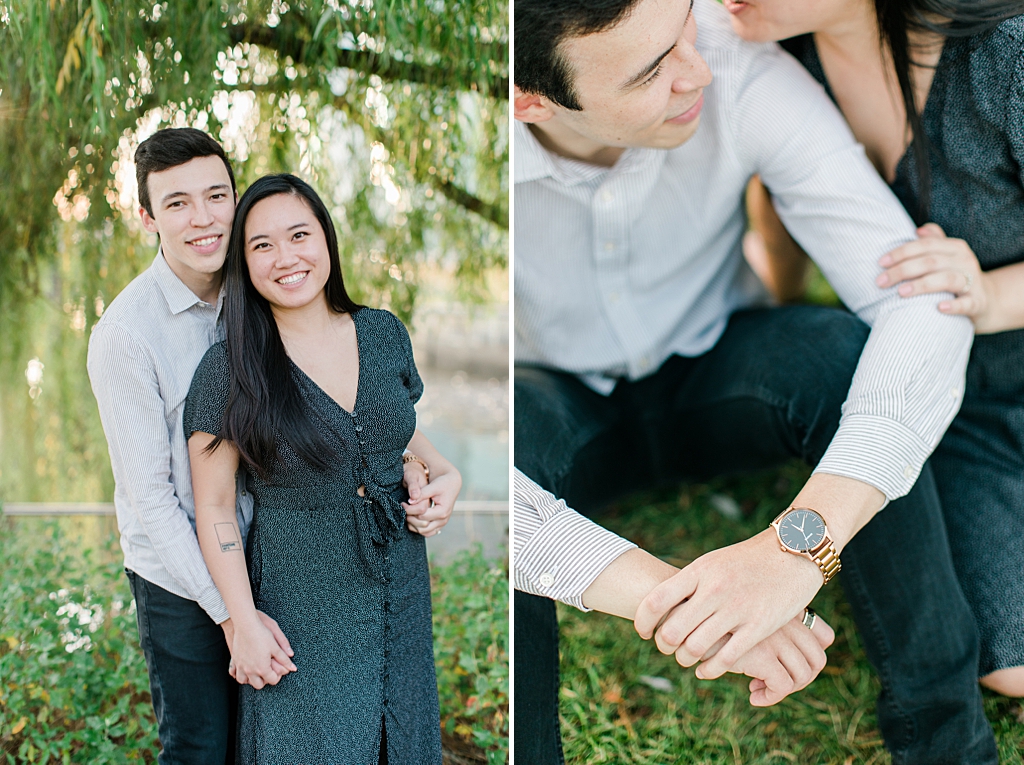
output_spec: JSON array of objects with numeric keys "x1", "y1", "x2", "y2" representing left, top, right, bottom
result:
[
  {"x1": 620, "y1": 0, "x2": 695, "y2": 90},
  {"x1": 159, "y1": 183, "x2": 231, "y2": 206}
]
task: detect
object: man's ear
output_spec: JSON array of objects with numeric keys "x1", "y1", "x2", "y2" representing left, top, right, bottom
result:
[
  {"x1": 514, "y1": 86, "x2": 556, "y2": 124},
  {"x1": 139, "y1": 205, "x2": 159, "y2": 234}
]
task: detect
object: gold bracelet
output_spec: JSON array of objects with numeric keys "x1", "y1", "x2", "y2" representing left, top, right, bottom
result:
[{"x1": 402, "y1": 453, "x2": 430, "y2": 482}]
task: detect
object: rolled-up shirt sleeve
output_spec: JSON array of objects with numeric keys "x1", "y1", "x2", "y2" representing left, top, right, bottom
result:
[
  {"x1": 88, "y1": 323, "x2": 229, "y2": 623},
  {"x1": 513, "y1": 468, "x2": 637, "y2": 611},
  {"x1": 729, "y1": 41, "x2": 973, "y2": 500}
]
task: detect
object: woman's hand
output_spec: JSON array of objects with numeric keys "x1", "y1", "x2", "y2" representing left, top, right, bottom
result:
[
  {"x1": 877, "y1": 224, "x2": 997, "y2": 331},
  {"x1": 402, "y1": 431, "x2": 462, "y2": 537},
  {"x1": 404, "y1": 468, "x2": 461, "y2": 537},
  {"x1": 705, "y1": 612, "x2": 835, "y2": 707},
  {"x1": 226, "y1": 614, "x2": 298, "y2": 690}
]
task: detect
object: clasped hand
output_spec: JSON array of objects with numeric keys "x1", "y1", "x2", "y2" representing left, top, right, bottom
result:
[
  {"x1": 634, "y1": 529, "x2": 827, "y2": 703},
  {"x1": 221, "y1": 611, "x2": 297, "y2": 689},
  {"x1": 402, "y1": 460, "x2": 461, "y2": 537}
]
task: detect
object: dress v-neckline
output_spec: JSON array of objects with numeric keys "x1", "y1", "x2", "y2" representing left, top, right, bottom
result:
[
  {"x1": 287, "y1": 310, "x2": 362, "y2": 417},
  {"x1": 807, "y1": 33, "x2": 952, "y2": 185}
]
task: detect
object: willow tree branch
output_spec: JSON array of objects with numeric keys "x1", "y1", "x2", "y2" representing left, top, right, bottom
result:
[
  {"x1": 227, "y1": 23, "x2": 508, "y2": 99},
  {"x1": 429, "y1": 177, "x2": 507, "y2": 229}
]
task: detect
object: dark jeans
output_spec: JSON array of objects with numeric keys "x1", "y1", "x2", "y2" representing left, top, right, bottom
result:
[
  {"x1": 127, "y1": 570, "x2": 237, "y2": 765},
  {"x1": 514, "y1": 306, "x2": 997, "y2": 765}
]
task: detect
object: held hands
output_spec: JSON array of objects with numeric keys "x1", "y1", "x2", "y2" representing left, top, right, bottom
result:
[
  {"x1": 402, "y1": 459, "x2": 462, "y2": 537},
  {"x1": 634, "y1": 528, "x2": 823, "y2": 682},
  {"x1": 700, "y1": 612, "x2": 835, "y2": 706},
  {"x1": 221, "y1": 611, "x2": 297, "y2": 689},
  {"x1": 878, "y1": 224, "x2": 996, "y2": 332}
]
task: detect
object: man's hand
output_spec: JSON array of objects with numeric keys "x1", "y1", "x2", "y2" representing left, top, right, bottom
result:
[
  {"x1": 221, "y1": 611, "x2": 295, "y2": 685},
  {"x1": 634, "y1": 528, "x2": 823, "y2": 681},
  {"x1": 704, "y1": 612, "x2": 835, "y2": 706},
  {"x1": 404, "y1": 468, "x2": 461, "y2": 537}
]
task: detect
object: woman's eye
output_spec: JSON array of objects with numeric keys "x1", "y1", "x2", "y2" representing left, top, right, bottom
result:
[{"x1": 293, "y1": 231, "x2": 307, "y2": 240}]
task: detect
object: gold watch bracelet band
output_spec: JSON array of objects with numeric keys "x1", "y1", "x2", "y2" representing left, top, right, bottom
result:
[{"x1": 808, "y1": 536, "x2": 841, "y2": 584}]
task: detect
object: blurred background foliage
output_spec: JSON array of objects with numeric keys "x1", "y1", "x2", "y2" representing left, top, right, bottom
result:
[{"x1": 0, "y1": 0, "x2": 508, "y2": 503}]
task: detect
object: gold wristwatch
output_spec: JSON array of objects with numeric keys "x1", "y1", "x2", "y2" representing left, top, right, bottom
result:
[{"x1": 770, "y1": 507, "x2": 841, "y2": 584}]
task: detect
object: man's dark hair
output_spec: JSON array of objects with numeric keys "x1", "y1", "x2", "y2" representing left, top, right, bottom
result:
[
  {"x1": 134, "y1": 127, "x2": 236, "y2": 217},
  {"x1": 515, "y1": 0, "x2": 644, "y2": 110}
]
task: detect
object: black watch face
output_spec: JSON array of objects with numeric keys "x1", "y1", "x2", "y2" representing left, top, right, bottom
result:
[{"x1": 778, "y1": 509, "x2": 826, "y2": 553}]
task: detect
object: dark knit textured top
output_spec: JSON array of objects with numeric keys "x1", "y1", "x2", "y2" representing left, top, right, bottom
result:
[
  {"x1": 782, "y1": 20, "x2": 1024, "y2": 386},
  {"x1": 184, "y1": 306, "x2": 441, "y2": 764}
]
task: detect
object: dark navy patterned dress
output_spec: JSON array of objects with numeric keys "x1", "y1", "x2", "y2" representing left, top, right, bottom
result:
[
  {"x1": 183, "y1": 307, "x2": 442, "y2": 764},
  {"x1": 784, "y1": 21, "x2": 1024, "y2": 676}
]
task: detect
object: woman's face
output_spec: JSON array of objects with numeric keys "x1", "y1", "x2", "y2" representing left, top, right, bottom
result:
[
  {"x1": 721, "y1": 0, "x2": 864, "y2": 42},
  {"x1": 244, "y1": 192, "x2": 331, "y2": 310}
]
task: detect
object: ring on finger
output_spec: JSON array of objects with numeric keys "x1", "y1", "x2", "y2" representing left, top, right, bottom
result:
[
  {"x1": 802, "y1": 607, "x2": 817, "y2": 631},
  {"x1": 960, "y1": 272, "x2": 973, "y2": 295}
]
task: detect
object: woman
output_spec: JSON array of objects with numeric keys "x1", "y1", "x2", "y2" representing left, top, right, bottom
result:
[
  {"x1": 183, "y1": 173, "x2": 460, "y2": 763},
  {"x1": 726, "y1": 0, "x2": 1024, "y2": 695}
]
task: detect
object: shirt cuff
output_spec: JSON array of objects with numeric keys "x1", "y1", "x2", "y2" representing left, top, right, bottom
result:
[
  {"x1": 515, "y1": 509, "x2": 638, "y2": 611},
  {"x1": 813, "y1": 413, "x2": 933, "y2": 501},
  {"x1": 195, "y1": 586, "x2": 230, "y2": 625}
]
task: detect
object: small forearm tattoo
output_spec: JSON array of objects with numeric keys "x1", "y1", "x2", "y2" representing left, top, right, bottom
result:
[{"x1": 215, "y1": 523, "x2": 241, "y2": 552}]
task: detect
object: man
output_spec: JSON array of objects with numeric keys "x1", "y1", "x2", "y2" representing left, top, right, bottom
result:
[
  {"x1": 87, "y1": 128, "x2": 288, "y2": 764},
  {"x1": 512, "y1": 0, "x2": 997, "y2": 763}
]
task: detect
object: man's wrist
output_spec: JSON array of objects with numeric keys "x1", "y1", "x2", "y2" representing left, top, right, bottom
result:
[{"x1": 790, "y1": 473, "x2": 885, "y2": 552}]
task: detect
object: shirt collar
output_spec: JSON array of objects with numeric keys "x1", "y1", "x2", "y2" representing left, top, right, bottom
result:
[
  {"x1": 152, "y1": 250, "x2": 224, "y2": 315},
  {"x1": 514, "y1": 120, "x2": 666, "y2": 186}
]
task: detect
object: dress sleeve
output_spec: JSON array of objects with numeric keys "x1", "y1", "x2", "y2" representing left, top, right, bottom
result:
[
  {"x1": 390, "y1": 311, "x2": 424, "y2": 405},
  {"x1": 182, "y1": 341, "x2": 231, "y2": 440}
]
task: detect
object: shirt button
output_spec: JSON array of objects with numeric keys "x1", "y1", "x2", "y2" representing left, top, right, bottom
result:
[
  {"x1": 349, "y1": 411, "x2": 357, "y2": 418},
  {"x1": 604, "y1": 241, "x2": 614, "y2": 252},
  {"x1": 355, "y1": 425, "x2": 363, "y2": 432},
  {"x1": 950, "y1": 388, "x2": 959, "y2": 398},
  {"x1": 903, "y1": 465, "x2": 914, "y2": 479},
  {"x1": 601, "y1": 190, "x2": 614, "y2": 202},
  {"x1": 608, "y1": 292, "x2": 620, "y2": 303},
  {"x1": 539, "y1": 573, "x2": 555, "y2": 587}
]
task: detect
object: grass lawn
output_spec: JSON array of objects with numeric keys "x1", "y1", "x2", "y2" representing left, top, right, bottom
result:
[
  {"x1": 0, "y1": 516, "x2": 508, "y2": 764},
  {"x1": 557, "y1": 463, "x2": 1024, "y2": 764}
]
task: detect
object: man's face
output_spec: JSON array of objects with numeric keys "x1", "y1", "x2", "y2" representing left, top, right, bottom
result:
[
  {"x1": 528, "y1": 0, "x2": 713, "y2": 156},
  {"x1": 139, "y1": 155, "x2": 235, "y2": 285}
]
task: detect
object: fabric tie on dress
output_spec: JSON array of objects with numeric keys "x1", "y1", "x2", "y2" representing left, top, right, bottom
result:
[{"x1": 353, "y1": 477, "x2": 408, "y2": 579}]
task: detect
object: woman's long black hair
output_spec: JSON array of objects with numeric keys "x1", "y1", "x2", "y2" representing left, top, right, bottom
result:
[
  {"x1": 213, "y1": 173, "x2": 363, "y2": 480},
  {"x1": 876, "y1": 0, "x2": 1024, "y2": 220}
]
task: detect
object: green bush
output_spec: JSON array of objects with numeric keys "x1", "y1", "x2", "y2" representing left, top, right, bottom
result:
[{"x1": 0, "y1": 520, "x2": 509, "y2": 764}]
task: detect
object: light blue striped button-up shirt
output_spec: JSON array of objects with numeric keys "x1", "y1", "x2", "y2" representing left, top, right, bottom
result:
[
  {"x1": 88, "y1": 252, "x2": 253, "y2": 623},
  {"x1": 513, "y1": 0, "x2": 973, "y2": 607}
]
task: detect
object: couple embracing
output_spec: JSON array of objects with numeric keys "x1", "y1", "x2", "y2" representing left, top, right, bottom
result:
[
  {"x1": 513, "y1": 0, "x2": 1024, "y2": 762},
  {"x1": 88, "y1": 128, "x2": 460, "y2": 764}
]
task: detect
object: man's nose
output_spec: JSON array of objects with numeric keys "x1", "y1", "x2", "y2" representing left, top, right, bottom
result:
[
  {"x1": 671, "y1": 49, "x2": 713, "y2": 93},
  {"x1": 191, "y1": 201, "x2": 215, "y2": 227}
]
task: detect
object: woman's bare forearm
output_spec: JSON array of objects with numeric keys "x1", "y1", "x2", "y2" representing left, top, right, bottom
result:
[
  {"x1": 985, "y1": 261, "x2": 1024, "y2": 333},
  {"x1": 407, "y1": 429, "x2": 458, "y2": 477},
  {"x1": 189, "y1": 434, "x2": 260, "y2": 629},
  {"x1": 581, "y1": 548, "x2": 679, "y2": 619}
]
